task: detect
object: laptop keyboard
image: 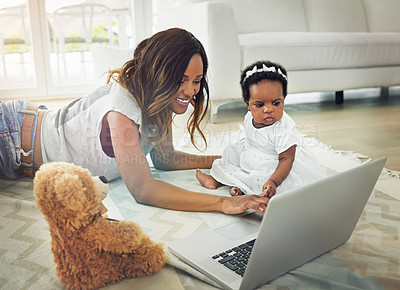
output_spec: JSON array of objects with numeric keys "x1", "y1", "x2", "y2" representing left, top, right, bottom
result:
[{"x1": 211, "y1": 239, "x2": 256, "y2": 277}]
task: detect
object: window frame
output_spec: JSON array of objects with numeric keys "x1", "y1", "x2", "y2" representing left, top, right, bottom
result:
[{"x1": 1, "y1": 0, "x2": 153, "y2": 101}]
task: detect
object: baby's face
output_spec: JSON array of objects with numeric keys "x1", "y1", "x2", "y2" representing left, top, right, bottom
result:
[{"x1": 246, "y1": 80, "x2": 284, "y2": 128}]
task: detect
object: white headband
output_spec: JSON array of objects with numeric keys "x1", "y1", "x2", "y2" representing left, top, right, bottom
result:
[{"x1": 243, "y1": 64, "x2": 287, "y2": 82}]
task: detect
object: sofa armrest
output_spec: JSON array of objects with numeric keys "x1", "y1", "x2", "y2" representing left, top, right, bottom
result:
[{"x1": 155, "y1": 1, "x2": 242, "y2": 101}]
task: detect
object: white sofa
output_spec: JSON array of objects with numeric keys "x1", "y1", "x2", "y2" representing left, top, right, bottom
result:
[{"x1": 155, "y1": 0, "x2": 400, "y2": 121}]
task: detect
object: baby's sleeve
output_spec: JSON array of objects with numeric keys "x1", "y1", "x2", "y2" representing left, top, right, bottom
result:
[{"x1": 273, "y1": 125, "x2": 299, "y2": 155}]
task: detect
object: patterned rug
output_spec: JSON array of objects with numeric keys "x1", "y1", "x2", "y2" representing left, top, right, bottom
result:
[{"x1": 1, "y1": 131, "x2": 399, "y2": 290}]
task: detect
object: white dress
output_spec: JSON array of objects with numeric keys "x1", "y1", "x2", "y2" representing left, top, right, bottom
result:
[{"x1": 210, "y1": 111, "x2": 324, "y2": 195}]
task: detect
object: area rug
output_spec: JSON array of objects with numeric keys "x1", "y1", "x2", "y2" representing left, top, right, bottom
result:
[{"x1": 1, "y1": 130, "x2": 399, "y2": 290}]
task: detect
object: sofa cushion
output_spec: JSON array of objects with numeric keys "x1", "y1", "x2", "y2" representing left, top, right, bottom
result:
[
  {"x1": 303, "y1": 0, "x2": 368, "y2": 32},
  {"x1": 363, "y1": 0, "x2": 400, "y2": 32},
  {"x1": 239, "y1": 32, "x2": 400, "y2": 70},
  {"x1": 229, "y1": 0, "x2": 307, "y2": 34}
]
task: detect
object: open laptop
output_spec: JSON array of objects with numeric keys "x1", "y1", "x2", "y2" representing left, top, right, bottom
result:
[{"x1": 169, "y1": 157, "x2": 386, "y2": 290}]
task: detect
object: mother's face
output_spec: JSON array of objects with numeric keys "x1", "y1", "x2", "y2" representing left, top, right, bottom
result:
[{"x1": 169, "y1": 54, "x2": 204, "y2": 115}]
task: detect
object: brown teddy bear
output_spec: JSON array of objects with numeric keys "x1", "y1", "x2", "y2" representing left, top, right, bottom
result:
[{"x1": 34, "y1": 162, "x2": 167, "y2": 289}]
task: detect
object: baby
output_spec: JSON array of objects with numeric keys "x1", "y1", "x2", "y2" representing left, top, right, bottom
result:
[{"x1": 196, "y1": 60, "x2": 324, "y2": 198}]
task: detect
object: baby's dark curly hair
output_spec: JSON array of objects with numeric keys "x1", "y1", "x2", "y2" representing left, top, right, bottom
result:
[{"x1": 240, "y1": 60, "x2": 288, "y2": 103}]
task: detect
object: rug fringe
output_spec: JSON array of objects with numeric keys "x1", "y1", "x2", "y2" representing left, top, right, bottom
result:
[
  {"x1": 305, "y1": 136, "x2": 400, "y2": 180},
  {"x1": 381, "y1": 168, "x2": 400, "y2": 179},
  {"x1": 311, "y1": 137, "x2": 370, "y2": 162}
]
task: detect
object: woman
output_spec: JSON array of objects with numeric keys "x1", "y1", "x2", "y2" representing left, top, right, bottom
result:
[{"x1": 0, "y1": 28, "x2": 269, "y2": 214}]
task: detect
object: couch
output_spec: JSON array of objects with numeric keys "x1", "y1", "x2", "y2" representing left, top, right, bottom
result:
[{"x1": 155, "y1": 0, "x2": 400, "y2": 121}]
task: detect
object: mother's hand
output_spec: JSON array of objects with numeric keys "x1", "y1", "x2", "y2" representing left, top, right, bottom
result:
[{"x1": 220, "y1": 195, "x2": 270, "y2": 215}]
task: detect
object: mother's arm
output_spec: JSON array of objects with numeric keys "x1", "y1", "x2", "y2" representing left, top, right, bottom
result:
[
  {"x1": 107, "y1": 111, "x2": 268, "y2": 214},
  {"x1": 150, "y1": 123, "x2": 220, "y2": 171}
]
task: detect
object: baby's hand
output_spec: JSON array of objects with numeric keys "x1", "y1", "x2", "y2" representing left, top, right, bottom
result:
[{"x1": 260, "y1": 180, "x2": 277, "y2": 198}]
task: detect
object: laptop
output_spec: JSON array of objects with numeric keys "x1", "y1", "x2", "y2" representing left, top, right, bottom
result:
[{"x1": 168, "y1": 157, "x2": 387, "y2": 290}]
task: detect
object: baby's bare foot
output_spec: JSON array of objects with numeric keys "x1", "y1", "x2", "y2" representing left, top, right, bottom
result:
[
  {"x1": 196, "y1": 168, "x2": 219, "y2": 189},
  {"x1": 230, "y1": 186, "x2": 244, "y2": 196}
]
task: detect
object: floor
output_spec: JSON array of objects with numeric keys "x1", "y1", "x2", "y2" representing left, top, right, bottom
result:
[
  {"x1": 286, "y1": 90, "x2": 400, "y2": 172},
  {"x1": 34, "y1": 86, "x2": 400, "y2": 171}
]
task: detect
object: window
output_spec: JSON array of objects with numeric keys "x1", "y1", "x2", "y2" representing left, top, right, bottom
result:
[
  {"x1": 0, "y1": 0, "x2": 137, "y2": 100},
  {"x1": 0, "y1": 0, "x2": 35, "y2": 93}
]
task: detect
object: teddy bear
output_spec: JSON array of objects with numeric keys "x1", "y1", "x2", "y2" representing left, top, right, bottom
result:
[{"x1": 34, "y1": 162, "x2": 167, "y2": 289}]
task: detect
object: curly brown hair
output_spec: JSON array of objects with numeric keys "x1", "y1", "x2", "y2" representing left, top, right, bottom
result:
[{"x1": 108, "y1": 28, "x2": 210, "y2": 151}]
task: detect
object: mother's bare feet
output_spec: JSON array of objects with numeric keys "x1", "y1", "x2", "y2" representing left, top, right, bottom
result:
[
  {"x1": 196, "y1": 168, "x2": 220, "y2": 189},
  {"x1": 230, "y1": 186, "x2": 244, "y2": 196}
]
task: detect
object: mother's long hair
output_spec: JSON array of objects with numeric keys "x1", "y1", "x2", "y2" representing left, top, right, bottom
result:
[{"x1": 109, "y1": 28, "x2": 210, "y2": 151}]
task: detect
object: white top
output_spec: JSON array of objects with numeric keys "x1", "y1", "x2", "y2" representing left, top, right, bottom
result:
[
  {"x1": 210, "y1": 111, "x2": 324, "y2": 195},
  {"x1": 41, "y1": 82, "x2": 153, "y2": 181}
]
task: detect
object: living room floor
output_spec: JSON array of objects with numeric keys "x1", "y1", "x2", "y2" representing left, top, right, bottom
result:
[
  {"x1": 35, "y1": 86, "x2": 400, "y2": 172},
  {"x1": 286, "y1": 91, "x2": 400, "y2": 172}
]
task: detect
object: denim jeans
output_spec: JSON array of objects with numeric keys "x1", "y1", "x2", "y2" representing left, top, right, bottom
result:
[{"x1": 0, "y1": 100, "x2": 40, "y2": 179}]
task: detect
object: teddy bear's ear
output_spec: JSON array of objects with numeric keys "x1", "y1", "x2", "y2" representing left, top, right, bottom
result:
[{"x1": 54, "y1": 173, "x2": 86, "y2": 212}]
